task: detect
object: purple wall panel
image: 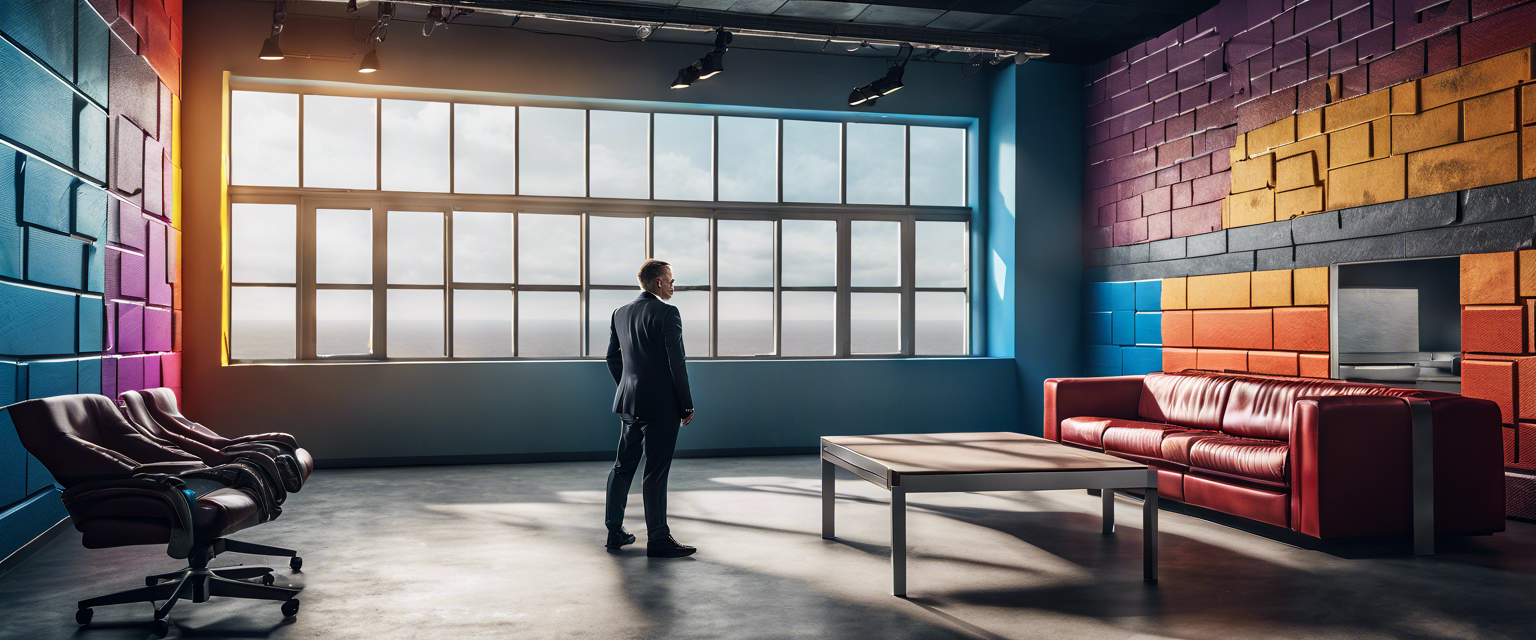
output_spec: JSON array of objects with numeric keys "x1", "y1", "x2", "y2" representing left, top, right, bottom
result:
[
  {"x1": 142, "y1": 136, "x2": 163, "y2": 217},
  {"x1": 144, "y1": 307, "x2": 172, "y2": 351},
  {"x1": 117, "y1": 201, "x2": 147, "y2": 250},
  {"x1": 116, "y1": 303, "x2": 143, "y2": 353},
  {"x1": 101, "y1": 355, "x2": 116, "y2": 400},
  {"x1": 161, "y1": 352, "x2": 180, "y2": 389},
  {"x1": 143, "y1": 354, "x2": 160, "y2": 389},
  {"x1": 117, "y1": 355, "x2": 144, "y2": 394},
  {"x1": 103, "y1": 301, "x2": 116, "y2": 354},
  {"x1": 103, "y1": 248, "x2": 121, "y2": 302},
  {"x1": 148, "y1": 221, "x2": 171, "y2": 306},
  {"x1": 118, "y1": 249, "x2": 147, "y2": 300},
  {"x1": 1459, "y1": 1, "x2": 1536, "y2": 63}
]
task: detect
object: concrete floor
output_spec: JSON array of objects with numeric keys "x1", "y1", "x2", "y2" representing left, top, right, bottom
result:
[{"x1": 2, "y1": 455, "x2": 1536, "y2": 639}]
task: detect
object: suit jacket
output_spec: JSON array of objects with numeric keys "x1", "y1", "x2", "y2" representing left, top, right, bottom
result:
[{"x1": 607, "y1": 291, "x2": 693, "y2": 421}]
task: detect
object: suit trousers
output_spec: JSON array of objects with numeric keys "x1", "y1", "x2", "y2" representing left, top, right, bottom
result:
[{"x1": 604, "y1": 414, "x2": 680, "y2": 539}]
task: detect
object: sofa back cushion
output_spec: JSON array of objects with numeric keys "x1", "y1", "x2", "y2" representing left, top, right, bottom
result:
[
  {"x1": 1222, "y1": 377, "x2": 1408, "y2": 441},
  {"x1": 1138, "y1": 372, "x2": 1236, "y2": 431}
]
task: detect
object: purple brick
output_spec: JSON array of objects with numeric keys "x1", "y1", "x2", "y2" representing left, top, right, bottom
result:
[
  {"x1": 145, "y1": 307, "x2": 172, "y2": 352},
  {"x1": 1113, "y1": 217, "x2": 1149, "y2": 246},
  {"x1": 1205, "y1": 49, "x2": 1225, "y2": 81},
  {"x1": 1105, "y1": 69, "x2": 1130, "y2": 96},
  {"x1": 117, "y1": 355, "x2": 144, "y2": 394},
  {"x1": 1368, "y1": 40, "x2": 1427, "y2": 92},
  {"x1": 1133, "y1": 127, "x2": 1147, "y2": 150},
  {"x1": 1332, "y1": 39, "x2": 1360, "y2": 72},
  {"x1": 1296, "y1": 0, "x2": 1334, "y2": 32},
  {"x1": 1182, "y1": 155, "x2": 1215, "y2": 183},
  {"x1": 1426, "y1": 30, "x2": 1460, "y2": 74},
  {"x1": 1149, "y1": 73, "x2": 1179, "y2": 102},
  {"x1": 1306, "y1": 21, "x2": 1342, "y2": 51},
  {"x1": 1341, "y1": 64, "x2": 1369, "y2": 98},
  {"x1": 117, "y1": 303, "x2": 143, "y2": 354},
  {"x1": 1339, "y1": 5, "x2": 1373, "y2": 40},
  {"x1": 1197, "y1": 97, "x2": 1238, "y2": 131},
  {"x1": 1274, "y1": 60, "x2": 1309, "y2": 90},
  {"x1": 1460, "y1": 0, "x2": 1536, "y2": 64},
  {"x1": 1275, "y1": 35, "x2": 1309, "y2": 67},
  {"x1": 1084, "y1": 226, "x2": 1112, "y2": 250},
  {"x1": 1247, "y1": 71, "x2": 1274, "y2": 103},
  {"x1": 1357, "y1": 24, "x2": 1395, "y2": 60},
  {"x1": 143, "y1": 354, "x2": 161, "y2": 389},
  {"x1": 1334, "y1": 0, "x2": 1372, "y2": 17},
  {"x1": 1395, "y1": 0, "x2": 1469, "y2": 48},
  {"x1": 1172, "y1": 201, "x2": 1223, "y2": 237},
  {"x1": 1146, "y1": 120, "x2": 1167, "y2": 147},
  {"x1": 1144, "y1": 185, "x2": 1173, "y2": 213},
  {"x1": 1212, "y1": 75, "x2": 1236, "y2": 102},
  {"x1": 1125, "y1": 104, "x2": 1154, "y2": 132},
  {"x1": 1154, "y1": 95, "x2": 1180, "y2": 122},
  {"x1": 1088, "y1": 134, "x2": 1133, "y2": 165},
  {"x1": 1471, "y1": 0, "x2": 1526, "y2": 19},
  {"x1": 1120, "y1": 174, "x2": 1157, "y2": 199},
  {"x1": 1231, "y1": 23, "x2": 1275, "y2": 61},
  {"x1": 103, "y1": 301, "x2": 116, "y2": 354},
  {"x1": 1193, "y1": 171, "x2": 1231, "y2": 204},
  {"x1": 1251, "y1": 0, "x2": 1288, "y2": 25},
  {"x1": 1166, "y1": 112, "x2": 1196, "y2": 140},
  {"x1": 1230, "y1": 59, "x2": 1252, "y2": 100},
  {"x1": 1298, "y1": 77, "x2": 1329, "y2": 112},
  {"x1": 1148, "y1": 211, "x2": 1173, "y2": 241},
  {"x1": 1097, "y1": 204, "x2": 1117, "y2": 226},
  {"x1": 104, "y1": 248, "x2": 121, "y2": 302},
  {"x1": 1309, "y1": 47, "x2": 1333, "y2": 79},
  {"x1": 1130, "y1": 41, "x2": 1149, "y2": 64},
  {"x1": 1181, "y1": 84, "x2": 1212, "y2": 113},
  {"x1": 1088, "y1": 80, "x2": 1107, "y2": 106},
  {"x1": 1089, "y1": 121, "x2": 1112, "y2": 146},
  {"x1": 1111, "y1": 85, "x2": 1150, "y2": 117},
  {"x1": 1250, "y1": 47, "x2": 1277, "y2": 77},
  {"x1": 1372, "y1": 0, "x2": 1394, "y2": 27},
  {"x1": 1238, "y1": 86, "x2": 1298, "y2": 133},
  {"x1": 1129, "y1": 57, "x2": 1149, "y2": 87}
]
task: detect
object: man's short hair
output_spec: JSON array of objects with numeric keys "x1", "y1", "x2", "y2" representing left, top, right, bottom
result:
[{"x1": 637, "y1": 259, "x2": 670, "y2": 287}]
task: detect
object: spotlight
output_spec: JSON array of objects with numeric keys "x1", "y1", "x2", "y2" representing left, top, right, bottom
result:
[
  {"x1": 670, "y1": 29, "x2": 731, "y2": 88},
  {"x1": 671, "y1": 62, "x2": 702, "y2": 89},
  {"x1": 636, "y1": 24, "x2": 654, "y2": 41},
  {"x1": 258, "y1": 1, "x2": 286, "y2": 60},
  {"x1": 848, "y1": 60, "x2": 906, "y2": 106},
  {"x1": 358, "y1": 48, "x2": 380, "y2": 73}
]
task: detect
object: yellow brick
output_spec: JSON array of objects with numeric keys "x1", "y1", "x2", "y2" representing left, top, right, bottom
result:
[
  {"x1": 1407, "y1": 132, "x2": 1520, "y2": 198},
  {"x1": 1276, "y1": 152, "x2": 1320, "y2": 190},
  {"x1": 1251, "y1": 269, "x2": 1293, "y2": 307},
  {"x1": 1464, "y1": 88, "x2": 1517, "y2": 141},
  {"x1": 1249, "y1": 116, "x2": 1298, "y2": 154},
  {"x1": 1324, "y1": 90, "x2": 1390, "y2": 132},
  {"x1": 1162, "y1": 277, "x2": 1187, "y2": 310},
  {"x1": 1229, "y1": 189, "x2": 1276, "y2": 227},
  {"x1": 1330, "y1": 122, "x2": 1374, "y2": 168},
  {"x1": 1521, "y1": 250, "x2": 1536, "y2": 298},
  {"x1": 1293, "y1": 267, "x2": 1329, "y2": 305},
  {"x1": 1221, "y1": 196, "x2": 1231, "y2": 228},
  {"x1": 1231, "y1": 153, "x2": 1275, "y2": 192},
  {"x1": 1421, "y1": 48, "x2": 1532, "y2": 110},
  {"x1": 1525, "y1": 85, "x2": 1536, "y2": 126},
  {"x1": 1188, "y1": 272, "x2": 1252, "y2": 309},
  {"x1": 1232, "y1": 133, "x2": 1248, "y2": 162},
  {"x1": 1371, "y1": 117, "x2": 1391, "y2": 158},
  {"x1": 1298, "y1": 109, "x2": 1323, "y2": 139},
  {"x1": 1274, "y1": 135, "x2": 1330, "y2": 168},
  {"x1": 1390, "y1": 80, "x2": 1419, "y2": 115},
  {"x1": 1525, "y1": 125, "x2": 1536, "y2": 180},
  {"x1": 1276, "y1": 185, "x2": 1326, "y2": 219},
  {"x1": 1326, "y1": 155, "x2": 1407, "y2": 209},
  {"x1": 1391, "y1": 102, "x2": 1460, "y2": 155}
]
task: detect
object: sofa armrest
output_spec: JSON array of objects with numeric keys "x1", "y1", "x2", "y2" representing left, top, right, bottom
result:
[{"x1": 1043, "y1": 376, "x2": 1144, "y2": 441}]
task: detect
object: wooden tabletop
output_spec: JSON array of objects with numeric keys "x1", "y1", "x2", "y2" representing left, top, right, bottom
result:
[{"x1": 822, "y1": 432, "x2": 1148, "y2": 475}]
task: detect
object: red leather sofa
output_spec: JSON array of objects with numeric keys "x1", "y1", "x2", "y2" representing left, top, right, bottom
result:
[{"x1": 1043, "y1": 371, "x2": 1505, "y2": 539}]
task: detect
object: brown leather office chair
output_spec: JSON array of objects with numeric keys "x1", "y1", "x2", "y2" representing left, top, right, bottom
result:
[
  {"x1": 120, "y1": 388, "x2": 313, "y2": 493},
  {"x1": 7, "y1": 395, "x2": 303, "y2": 638}
]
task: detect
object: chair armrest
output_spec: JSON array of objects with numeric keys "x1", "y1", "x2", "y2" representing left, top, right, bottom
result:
[
  {"x1": 134, "y1": 461, "x2": 207, "y2": 475},
  {"x1": 61, "y1": 476, "x2": 200, "y2": 559},
  {"x1": 1043, "y1": 376, "x2": 1145, "y2": 441},
  {"x1": 225, "y1": 432, "x2": 300, "y2": 450}
]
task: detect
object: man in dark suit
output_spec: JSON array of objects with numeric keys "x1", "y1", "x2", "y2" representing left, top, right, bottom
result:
[{"x1": 604, "y1": 259, "x2": 697, "y2": 558}]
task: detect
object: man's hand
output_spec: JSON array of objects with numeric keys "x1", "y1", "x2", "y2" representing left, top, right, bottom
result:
[{"x1": 681, "y1": 409, "x2": 695, "y2": 427}]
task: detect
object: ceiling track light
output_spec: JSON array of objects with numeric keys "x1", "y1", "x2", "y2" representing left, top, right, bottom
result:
[
  {"x1": 258, "y1": 1, "x2": 286, "y2": 60},
  {"x1": 671, "y1": 28, "x2": 731, "y2": 88},
  {"x1": 849, "y1": 44, "x2": 910, "y2": 107}
]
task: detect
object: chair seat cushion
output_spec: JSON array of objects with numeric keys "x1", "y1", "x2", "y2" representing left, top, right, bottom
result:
[
  {"x1": 1102, "y1": 423, "x2": 1197, "y2": 460},
  {"x1": 192, "y1": 488, "x2": 263, "y2": 539},
  {"x1": 1060, "y1": 417, "x2": 1182, "y2": 449},
  {"x1": 1187, "y1": 436, "x2": 1290, "y2": 487}
]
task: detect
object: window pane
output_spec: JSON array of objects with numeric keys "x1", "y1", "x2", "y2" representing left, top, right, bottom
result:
[
  {"x1": 231, "y1": 286, "x2": 295, "y2": 359},
  {"x1": 316, "y1": 289, "x2": 372, "y2": 356},
  {"x1": 781, "y1": 219, "x2": 835, "y2": 287},
  {"x1": 453, "y1": 289, "x2": 512, "y2": 357},
  {"x1": 846, "y1": 123, "x2": 905, "y2": 205},
  {"x1": 231, "y1": 203, "x2": 295, "y2": 283},
  {"x1": 717, "y1": 220, "x2": 771, "y2": 287},
  {"x1": 915, "y1": 221, "x2": 966, "y2": 288},
  {"x1": 718, "y1": 291, "x2": 772, "y2": 356},
  {"x1": 588, "y1": 289, "x2": 636, "y2": 356},
  {"x1": 518, "y1": 213, "x2": 579, "y2": 285},
  {"x1": 653, "y1": 113, "x2": 713, "y2": 201},
  {"x1": 669, "y1": 291, "x2": 709, "y2": 357},
  {"x1": 909, "y1": 127, "x2": 965, "y2": 207},
  {"x1": 381, "y1": 99, "x2": 449, "y2": 193},
  {"x1": 782, "y1": 120, "x2": 841, "y2": 203},
  {"x1": 590, "y1": 110, "x2": 650, "y2": 199},
  {"x1": 303, "y1": 95, "x2": 376, "y2": 189},
  {"x1": 916, "y1": 292, "x2": 966, "y2": 355},
  {"x1": 589, "y1": 216, "x2": 645, "y2": 286},
  {"x1": 453, "y1": 212, "x2": 513, "y2": 283},
  {"x1": 453, "y1": 104, "x2": 516, "y2": 195},
  {"x1": 387, "y1": 289, "x2": 443, "y2": 358},
  {"x1": 851, "y1": 220, "x2": 900, "y2": 287},
  {"x1": 519, "y1": 291, "x2": 579, "y2": 357},
  {"x1": 851, "y1": 292, "x2": 900, "y2": 354},
  {"x1": 783, "y1": 291, "x2": 834, "y2": 356},
  {"x1": 230, "y1": 91, "x2": 297, "y2": 187},
  {"x1": 718, "y1": 116, "x2": 777, "y2": 202},
  {"x1": 388, "y1": 211, "x2": 443, "y2": 285},
  {"x1": 316, "y1": 209, "x2": 371, "y2": 284},
  {"x1": 653, "y1": 217, "x2": 709, "y2": 286},
  {"x1": 519, "y1": 107, "x2": 585, "y2": 197}
]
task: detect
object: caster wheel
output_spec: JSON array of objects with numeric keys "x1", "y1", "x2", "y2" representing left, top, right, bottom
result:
[
  {"x1": 147, "y1": 576, "x2": 159, "y2": 587},
  {"x1": 281, "y1": 599, "x2": 300, "y2": 618},
  {"x1": 290, "y1": 557, "x2": 303, "y2": 571},
  {"x1": 261, "y1": 573, "x2": 275, "y2": 586},
  {"x1": 151, "y1": 618, "x2": 170, "y2": 638},
  {"x1": 76, "y1": 608, "x2": 93, "y2": 626}
]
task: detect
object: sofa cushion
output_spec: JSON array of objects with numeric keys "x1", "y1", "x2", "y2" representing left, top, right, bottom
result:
[
  {"x1": 1222, "y1": 377, "x2": 1406, "y2": 441},
  {"x1": 1187, "y1": 436, "x2": 1291, "y2": 487},
  {"x1": 1160, "y1": 431, "x2": 1222, "y2": 466},
  {"x1": 1138, "y1": 372, "x2": 1236, "y2": 431},
  {"x1": 1102, "y1": 423, "x2": 1195, "y2": 460},
  {"x1": 1060, "y1": 417, "x2": 1178, "y2": 449}
]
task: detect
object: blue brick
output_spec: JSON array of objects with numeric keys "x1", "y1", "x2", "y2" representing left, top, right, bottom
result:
[
  {"x1": 26, "y1": 359, "x2": 75, "y2": 398},
  {"x1": 1135, "y1": 312, "x2": 1163, "y2": 345},
  {"x1": 0, "y1": 39, "x2": 77, "y2": 167},
  {"x1": 1111, "y1": 310, "x2": 1135, "y2": 345},
  {"x1": 20, "y1": 156, "x2": 74, "y2": 234},
  {"x1": 75, "y1": 356, "x2": 99, "y2": 394},
  {"x1": 1086, "y1": 281, "x2": 1136, "y2": 312},
  {"x1": 24, "y1": 227, "x2": 86, "y2": 290},
  {"x1": 78, "y1": 295, "x2": 102, "y2": 352},
  {"x1": 1084, "y1": 364, "x2": 1122, "y2": 377},
  {"x1": 73, "y1": 181, "x2": 108, "y2": 239},
  {"x1": 1122, "y1": 346, "x2": 1163, "y2": 376},
  {"x1": 1135, "y1": 280, "x2": 1162, "y2": 311},
  {"x1": 0, "y1": 281, "x2": 77, "y2": 356},
  {"x1": 0, "y1": 151, "x2": 20, "y2": 280},
  {"x1": 1087, "y1": 344, "x2": 1122, "y2": 368},
  {"x1": 0, "y1": 408, "x2": 25, "y2": 508},
  {"x1": 1086, "y1": 311, "x2": 1112, "y2": 344}
]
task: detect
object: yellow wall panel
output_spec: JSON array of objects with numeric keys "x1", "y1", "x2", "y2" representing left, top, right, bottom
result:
[
  {"x1": 1464, "y1": 88, "x2": 1517, "y2": 141},
  {"x1": 1524, "y1": 85, "x2": 1536, "y2": 126},
  {"x1": 1249, "y1": 116, "x2": 1297, "y2": 155},
  {"x1": 1524, "y1": 125, "x2": 1536, "y2": 180},
  {"x1": 1324, "y1": 89, "x2": 1390, "y2": 132},
  {"x1": 1231, "y1": 153, "x2": 1275, "y2": 192},
  {"x1": 1188, "y1": 272, "x2": 1252, "y2": 309},
  {"x1": 1294, "y1": 267, "x2": 1329, "y2": 305},
  {"x1": 1520, "y1": 249, "x2": 1536, "y2": 298},
  {"x1": 1420, "y1": 48, "x2": 1532, "y2": 110},
  {"x1": 1330, "y1": 122, "x2": 1375, "y2": 168},
  {"x1": 1229, "y1": 188, "x2": 1276, "y2": 227},
  {"x1": 1390, "y1": 80, "x2": 1419, "y2": 115},
  {"x1": 1276, "y1": 152, "x2": 1320, "y2": 190},
  {"x1": 1371, "y1": 118, "x2": 1392, "y2": 158},
  {"x1": 1298, "y1": 109, "x2": 1323, "y2": 139},
  {"x1": 1392, "y1": 102, "x2": 1460, "y2": 155},
  {"x1": 1326, "y1": 155, "x2": 1406, "y2": 209},
  {"x1": 1162, "y1": 277, "x2": 1187, "y2": 310},
  {"x1": 1232, "y1": 133, "x2": 1248, "y2": 162},
  {"x1": 1251, "y1": 269, "x2": 1293, "y2": 307},
  {"x1": 1462, "y1": 251, "x2": 1517, "y2": 305},
  {"x1": 1276, "y1": 185, "x2": 1326, "y2": 219},
  {"x1": 1406, "y1": 132, "x2": 1519, "y2": 198},
  {"x1": 1274, "y1": 135, "x2": 1329, "y2": 168}
]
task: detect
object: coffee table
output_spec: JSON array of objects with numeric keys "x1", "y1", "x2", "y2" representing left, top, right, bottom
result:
[{"x1": 820, "y1": 432, "x2": 1158, "y2": 596}]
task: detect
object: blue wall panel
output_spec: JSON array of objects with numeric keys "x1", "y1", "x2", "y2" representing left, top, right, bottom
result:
[
  {"x1": 24, "y1": 227, "x2": 86, "y2": 290},
  {"x1": 73, "y1": 179, "x2": 108, "y2": 240},
  {"x1": 76, "y1": 356, "x2": 100, "y2": 394},
  {"x1": 84, "y1": 234, "x2": 105, "y2": 293},
  {"x1": 1135, "y1": 312, "x2": 1163, "y2": 345},
  {"x1": 26, "y1": 359, "x2": 75, "y2": 398},
  {"x1": 0, "y1": 0, "x2": 77, "y2": 82},
  {"x1": 1111, "y1": 309, "x2": 1135, "y2": 346},
  {"x1": 20, "y1": 156, "x2": 73, "y2": 233},
  {"x1": 76, "y1": 0, "x2": 110, "y2": 108},
  {"x1": 1122, "y1": 347, "x2": 1163, "y2": 376},
  {"x1": 78, "y1": 295, "x2": 102, "y2": 352},
  {"x1": 0, "y1": 408, "x2": 25, "y2": 510},
  {"x1": 1135, "y1": 280, "x2": 1162, "y2": 311},
  {"x1": 1087, "y1": 344, "x2": 1121, "y2": 369},
  {"x1": 0, "y1": 39, "x2": 76, "y2": 167},
  {"x1": 1087, "y1": 281, "x2": 1135, "y2": 312},
  {"x1": 0, "y1": 282, "x2": 77, "y2": 356},
  {"x1": 75, "y1": 101, "x2": 108, "y2": 182},
  {"x1": 1085, "y1": 311, "x2": 1111, "y2": 345},
  {"x1": 0, "y1": 488, "x2": 68, "y2": 561},
  {"x1": 0, "y1": 151, "x2": 19, "y2": 280}
]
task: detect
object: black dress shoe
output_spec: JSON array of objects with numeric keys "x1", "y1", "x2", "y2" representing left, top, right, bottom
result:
[
  {"x1": 606, "y1": 528, "x2": 637, "y2": 549},
  {"x1": 646, "y1": 536, "x2": 696, "y2": 558}
]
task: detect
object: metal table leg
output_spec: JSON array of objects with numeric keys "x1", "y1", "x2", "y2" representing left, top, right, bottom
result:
[
  {"x1": 1143, "y1": 487, "x2": 1158, "y2": 583},
  {"x1": 891, "y1": 486, "x2": 906, "y2": 597},
  {"x1": 822, "y1": 458, "x2": 835, "y2": 540},
  {"x1": 1102, "y1": 488, "x2": 1116, "y2": 534}
]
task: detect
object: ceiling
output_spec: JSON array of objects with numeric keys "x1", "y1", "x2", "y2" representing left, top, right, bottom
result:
[{"x1": 298, "y1": 1, "x2": 1218, "y2": 64}]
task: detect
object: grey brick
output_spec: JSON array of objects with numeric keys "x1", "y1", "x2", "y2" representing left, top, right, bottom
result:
[
  {"x1": 1256, "y1": 246, "x2": 1298, "y2": 270},
  {"x1": 1182, "y1": 251, "x2": 1255, "y2": 276},
  {"x1": 1103, "y1": 249, "x2": 1255, "y2": 280},
  {"x1": 1461, "y1": 177, "x2": 1536, "y2": 225},
  {"x1": 1104, "y1": 242, "x2": 1150, "y2": 265},
  {"x1": 1227, "y1": 219, "x2": 1293, "y2": 252},
  {"x1": 1149, "y1": 237, "x2": 1186, "y2": 261},
  {"x1": 1290, "y1": 210, "x2": 1346, "y2": 244},
  {"x1": 1084, "y1": 248, "x2": 1111, "y2": 268},
  {"x1": 1404, "y1": 217, "x2": 1536, "y2": 257},
  {"x1": 1293, "y1": 234, "x2": 1404, "y2": 268},
  {"x1": 1342, "y1": 193, "x2": 1457, "y2": 236},
  {"x1": 1185, "y1": 230, "x2": 1227, "y2": 257}
]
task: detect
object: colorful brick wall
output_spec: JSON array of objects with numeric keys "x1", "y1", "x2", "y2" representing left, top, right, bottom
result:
[
  {"x1": 1159, "y1": 267, "x2": 1333, "y2": 374},
  {"x1": 0, "y1": 0, "x2": 182, "y2": 562},
  {"x1": 1084, "y1": 280, "x2": 1165, "y2": 377},
  {"x1": 1457, "y1": 249, "x2": 1536, "y2": 519}
]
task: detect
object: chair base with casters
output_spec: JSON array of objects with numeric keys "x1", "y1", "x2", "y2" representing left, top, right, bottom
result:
[{"x1": 77, "y1": 538, "x2": 303, "y2": 638}]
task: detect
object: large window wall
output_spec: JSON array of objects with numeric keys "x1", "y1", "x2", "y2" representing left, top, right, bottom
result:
[{"x1": 227, "y1": 88, "x2": 971, "y2": 362}]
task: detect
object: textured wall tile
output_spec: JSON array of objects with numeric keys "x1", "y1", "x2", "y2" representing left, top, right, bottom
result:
[
  {"x1": 1459, "y1": 175, "x2": 1536, "y2": 224},
  {"x1": 1229, "y1": 218, "x2": 1295, "y2": 251},
  {"x1": 1233, "y1": 153, "x2": 1277, "y2": 191},
  {"x1": 1135, "y1": 311, "x2": 1163, "y2": 344},
  {"x1": 1324, "y1": 89, "x2": 1391, "y2": 131},
  {"x1": 1462, "y1": 251, "x2": 1519, "y2": 303},
  {"x1": 1197, "y1": 348, "x2": 1249, "y2": 371},
  {"x1": 1276, "y1": 151, "x2": 1322, "y2": 190},
  {"x1": 1112, "y1": 309, "x2": 1136, "y2": 345},
  {"x1": 1249, "y1": 350, "x2": 1301, "y2": 375},
  {"x1": 1294, "y1": 266, "x2": 1330, "y2": 305},
  {"x1": 1327, "y1": 154, "x2": 1407, "y2": 208},
  {"x1": 1172, "y1": 200, "x2": 1224, "y2": 236},
  {"x1": 1150, "y1": 237, "x2": 1187, "y2": 261},
  {"x1": 1164, "y1": 347, "x2": 1199, "y2": 372},
  {"x1": 1274, "y1": 306, "x2": 1330, "y2": 350},
  {"x1": 1186, "y1": 230, "x2": 1229, "y2": 257},
  {"x1": 1421, "y1": 47, "x2": 1532, "y2": 109},
  {"x1": 1463, "y1": 304, "x2": 1528, "y2": 353},
  {"x1": 1390, "y1": 80, "x2": 1420, "y2": 115},
  {"x1": 1391, "y1": 102, "x2": 1460, "y2": 154},
  {"x1": 1370, "y1": 39, "x2": 1429, "y2": 91},
  {"x1": 1525, "y1": 85, "x2": 1536, "y2": 125},
  {"x1": 1249, "y1": 115, "x2": 1300, "y2": 153},
  {"x1": 1405, "y1": 216, "x2": 1536, "y2": 257},
  {"x1": 1407, "y1": 132, "x2": 1520, "y2": 197},
  {"x1": 24, "y1": 228, "x2": 86, "y2": 290},
  {"x1": 1162, "y1": 277, "x2": 1188, "y2": 310},
  {"x1": 1135, "y1": 279, "x2": 1163, "y2": 311},
  {"x1": 1459, "y1": 1, "x2": 1536, "y2": 64},
  {"x1": 1277, "y1": 185, "x2": 1328, "y2": 218},
  {"x1": 1463, "y1": 358, "x2": 1517, "y2": 422},
  {"x1": 1194, "y1": 308, "x2": 1275, "y2": 349},
  {"x1": 1230, "y1": 188, "x2": 1279, "y2": 226},
  {"x1": 1298, "y1": 352, "x2": 1331, "y2": 377},
  {"x1": 1188, "y1": 271, "x2": 1253, "y2": 308},
  {"x1": 1462, "y1": 87, "x2": 1518, "y2": 140},
  {"x1": 1252, "y1": 268, "x2": 1295, "y2": 306}
]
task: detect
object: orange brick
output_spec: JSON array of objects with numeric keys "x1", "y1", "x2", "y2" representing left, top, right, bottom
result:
[
  {"x1": 1249, "y1": 116, "x2": 1297, "y2": 154},
  {"x1": 1162, "y1": 310, "x2": 1193, "y2": 347},
  {"x1": 1409, "y1": 133, "x2": 1520, "y2": 197},
  {"x1": 1390, "y1": 80, "x2": 1419, "y2": 115},
  {"x1": 1462, "y1": 358, "x2": 1516, "y2": 423},
  {"x1": 1371, "y1": 118, "x2": 1391, "y2": 158},
  {"x1": 1187, "y1": 272, "x2": 1251, "y2": 309},
  {"x1": 1521, "y1": 250, "x2": 1536, "y2": 297},
  {"x1": 1390, "y1": 102, "x2": 1459, "y2": 155},
  {"x1": 1276, "y1": 185, "x2": 1326, "y2": 219},
  {"x1": 1462, "y1": 305, "x2": 1528, "y2": 354},
  {"x1": 1478, "y1": 355, "x2": 1536, "y2": 422},
  {"x1": 1298, "y1": 109, "x2": 1323, "y2": 139},
  {"x1": 1162, "y1": 277, "x2": 1187, "y2": 310},
  {"x1": 1298, "y1": 353, "x2": 1330, "y2": 378},
  {"x1": 1461, "y1": 251, "x2": 1517, "y2": 304},
  {"x1": 1164, "y1": 347, "x2": 1198, "y2": 372},
  {"x1": 1229, "y1": 189, "x2": 1276, "y2": 227},
  {"x1": 1248, "y1": 350, "x2": 1300, "y2": 376},
  {"x1": 1324, "y1": 90, "x2": 1390, "y2": 132},
  {"x1": 1326, "y1": 155, "x2": 1406, "y2": 210},
  {"x1": 1273, "y1": 306, "x2": 1329, "y2": 352},
  {"x1": 1231, "y1": 153, "x2": 1275, "y2": 192},
  {"x1": 1251, "y1": 269, "x2": 1293, "y2": 307},
  {"x1": 1522, "y1": 422, "x2": 1536, "y2": 463},
  {"x1": 1197, "y1": 348, "x2": 1248, "y2": 372},
  {"x1": 1329, "y1": 121, "x2": 1375, "y2": 168},
  {"x1": 1193, "y1": 309, "x2": 1274, "y2": 349},
  {"x1": 1420, "y1": 48, "x2": 1532, "y2": 111},
  {"x1": 1276, "y1": 152, "x2": 1320, "y2": 190},
  {"x1": 1293, "y1": 267, "x2": 1329, "y2": 305},
  {"x1": 1524, "y1": 125, "x2": 1536, "y2": 180},
  {"x1": 1464, "y1": 88, "x2": 1517, "y2": 141},
  {"x1": 1525, "y1": 85, "x2": 1536, "y2": 126}
]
